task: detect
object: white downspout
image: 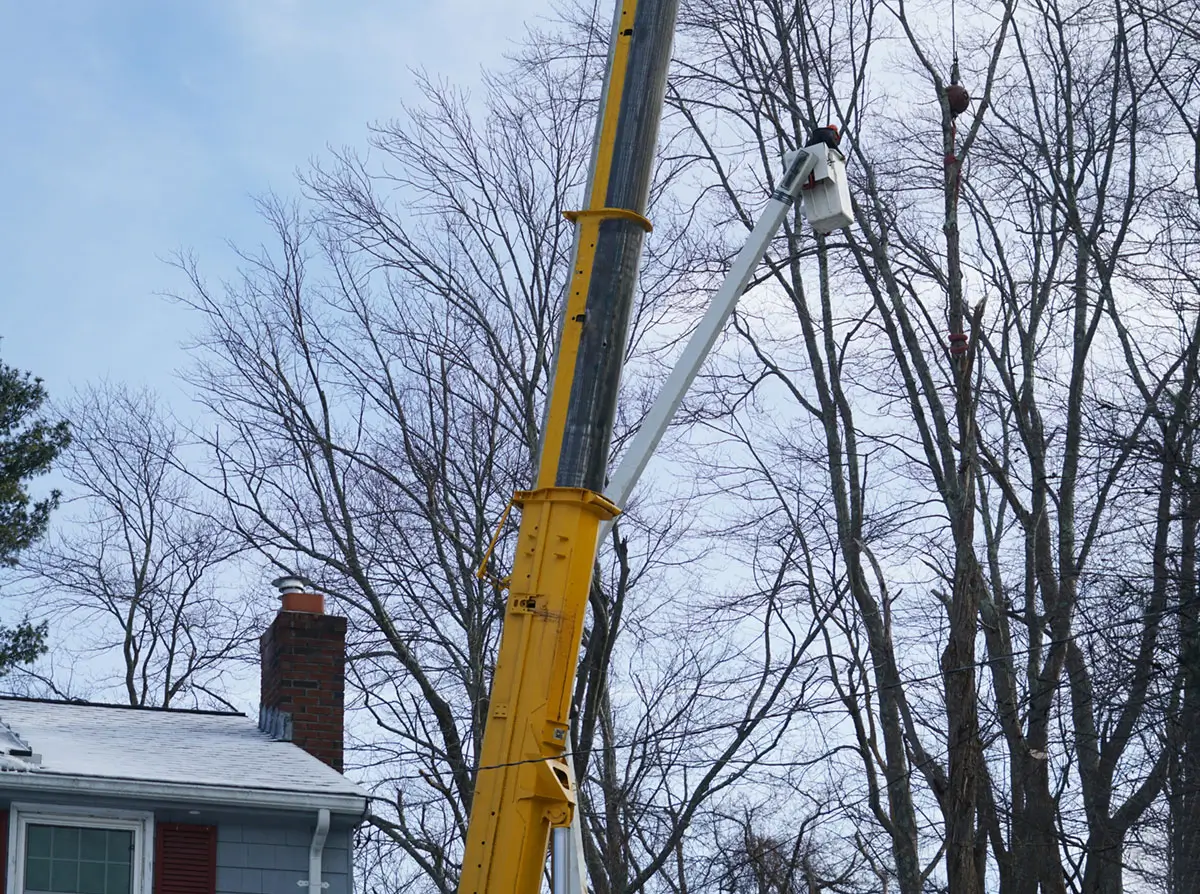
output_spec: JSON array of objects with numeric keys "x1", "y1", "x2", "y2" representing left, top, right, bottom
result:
[{"x1": 306, "y1": 808, "x2": 331, "y2": 892}]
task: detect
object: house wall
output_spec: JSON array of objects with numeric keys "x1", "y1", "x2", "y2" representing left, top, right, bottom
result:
[
  {"x1": 0, "y1": 794, "x2": 357, "y2": 894},
  {"x1": 215, "y1": 822, "x2": 353, "y2": 894}
]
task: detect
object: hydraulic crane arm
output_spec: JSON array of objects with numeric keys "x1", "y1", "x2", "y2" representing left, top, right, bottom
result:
[
  {"x1": 552, "y1": 141, "x2": 842, "y2": 894},
  {"x1": 457, "y1": 3, "x2": 679, "y2": 894},
  {"x1": 459, "y1": 0, "x2": 855, "y2": 889}
]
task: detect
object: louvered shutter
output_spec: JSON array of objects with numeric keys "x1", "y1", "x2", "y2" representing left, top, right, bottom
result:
[{"x1": 153, "y1": 824, "x2": 216, "y2": 894}]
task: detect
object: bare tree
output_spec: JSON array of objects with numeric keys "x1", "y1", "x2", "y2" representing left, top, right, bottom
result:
[
  {"x1": 664, "y1": 0, "x2": 1197, "y2": 892},
  {"x1": 18, "y1": 384, "x2": 255, "y2": 708},
  {"x1": 1129, "y1": 5, "x2": 1200, "y2": 889}
]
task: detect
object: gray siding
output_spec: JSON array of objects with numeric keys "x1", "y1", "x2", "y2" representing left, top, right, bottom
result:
[{"x1": 216, "y1": 823, "x2": 352, "y2": 894}]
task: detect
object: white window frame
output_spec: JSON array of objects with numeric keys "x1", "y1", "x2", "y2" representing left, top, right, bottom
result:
[{"x1": 5, "y1": 804, "x2": 154, "y2": 894}]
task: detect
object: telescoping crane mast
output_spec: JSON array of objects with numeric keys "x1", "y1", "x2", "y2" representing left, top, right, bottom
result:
[
  {"x1": 457, "y1": 2, "x2": 680, "y2": 894},
  {"x1": 458, "y1": 2, "x2": 854, "y2": 893}
]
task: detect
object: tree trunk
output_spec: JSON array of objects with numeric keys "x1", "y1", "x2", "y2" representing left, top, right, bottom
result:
[
  {"x1": 941, "y1": 84, "x2": 985, "y2": 894},
  {"x1": 1081, "y1": 822, "x2": 1124, "y2": 894},
  {"x1": 1174, "y1": 478, "x2": 1200, "y2": 893}
]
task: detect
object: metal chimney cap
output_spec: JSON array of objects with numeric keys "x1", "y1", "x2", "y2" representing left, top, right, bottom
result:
[{"x1": 272, "y1": 575, "x2": 316, "y2": 595}]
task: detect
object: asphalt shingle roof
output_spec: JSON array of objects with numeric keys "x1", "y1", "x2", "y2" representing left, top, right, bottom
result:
[{"x1": 0, "y1": 697, "x2": 366, "y2": 803}]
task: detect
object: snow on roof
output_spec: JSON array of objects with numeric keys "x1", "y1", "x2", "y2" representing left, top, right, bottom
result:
[{"x1": 0, "y1": 697, "x2": 367, "y2": 807}]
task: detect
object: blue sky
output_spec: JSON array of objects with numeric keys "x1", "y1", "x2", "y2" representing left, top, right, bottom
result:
[{"x1": 1, "y1": 0, "x2": 544, "y2": 407}]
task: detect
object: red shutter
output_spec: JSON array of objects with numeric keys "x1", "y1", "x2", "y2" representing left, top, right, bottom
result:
[
  {"x1": 153, "y1": 824, "x2": 217, "y2": 894},
  {"x1": 0, "y1": 809, "x2": 8, "y2": 894}
]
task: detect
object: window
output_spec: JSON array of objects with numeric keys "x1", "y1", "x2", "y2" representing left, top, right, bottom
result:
[
  {"x1": 24, "y1": 825, "x2": 133, "y2": 894},
  {"x1": 6, "y1": 806, "x2": 153, "y2": 894}
]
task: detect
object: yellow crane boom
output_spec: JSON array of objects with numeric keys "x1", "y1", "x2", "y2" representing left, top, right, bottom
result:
[{"x1": 458, "y1": 2, "x2": 679, "y2": 893}]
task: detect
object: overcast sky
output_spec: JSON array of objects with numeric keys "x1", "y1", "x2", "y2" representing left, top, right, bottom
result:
[{"x1": 1, "y1": 0, "x2": 545, "y2": 407}]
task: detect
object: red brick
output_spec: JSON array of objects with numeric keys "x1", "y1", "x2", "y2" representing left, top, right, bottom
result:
[{"x1": 260, "y1": 609, "x2": 346, "y2": 772}]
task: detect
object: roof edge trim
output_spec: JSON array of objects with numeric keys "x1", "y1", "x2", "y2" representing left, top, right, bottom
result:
[
  {"x1": 0, "y1": 695, "x2": 245, "y2": 717},
  {"x1": 0, "y1": 771, "x2": 369, "y2": 817}
]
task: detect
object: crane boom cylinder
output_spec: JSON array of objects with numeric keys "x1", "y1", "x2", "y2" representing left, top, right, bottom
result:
[
  {"x1": 553, "y1": 0, "x2": 677, "y2": 491},
  {"x1": 536, "y1": 0, "x2": 679, "y2": 492},
  {"x1": 458, "y1": 2, "x2": 678, "y2": 894}
]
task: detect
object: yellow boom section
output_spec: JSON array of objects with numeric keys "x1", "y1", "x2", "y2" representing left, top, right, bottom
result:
[
  {"x1": 457, "y1": 3, "x2": 632, "y2": 879},
  {"x1": 458, "y1": 0, "x2": 677, "y2": 891},
  {"x1": 460, "y1": 488, "x2": 617, "y2": 894},
  {"x1": 535, "y1": 0, "x2": 640, "y2": 490}
]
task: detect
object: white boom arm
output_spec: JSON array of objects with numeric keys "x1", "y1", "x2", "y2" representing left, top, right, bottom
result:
[
  {"x1": 600, "y1": 146, "x2": 821, "y2": 531},
  {"x1": 552, "y1": 144, "x2": 838, "y2": 894}
]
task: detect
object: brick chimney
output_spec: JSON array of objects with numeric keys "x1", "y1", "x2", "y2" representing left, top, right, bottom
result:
[{"x1": 260, "y1": 576, "x2": 347, "y2": 772}]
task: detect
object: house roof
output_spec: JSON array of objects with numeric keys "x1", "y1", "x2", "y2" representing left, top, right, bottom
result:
[{"x1": 0, "y1": 697, "x2": 369, "y2": 817}]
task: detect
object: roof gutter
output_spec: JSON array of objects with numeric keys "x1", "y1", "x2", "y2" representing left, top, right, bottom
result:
[{"x1": 0, "y1": 771, "x2": 368, "y2": 817}]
